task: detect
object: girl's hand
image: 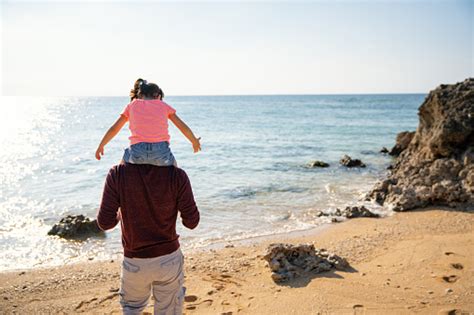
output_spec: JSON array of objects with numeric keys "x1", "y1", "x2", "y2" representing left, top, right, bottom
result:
[
  {"x1": 192, "y1": 137, "x2": 201, "y2": 153},
  {"x1": 95, "y1": 115, "x2": 128, "y2": 161},
  {"x1": 95, "y1": 146, "x2": 104, "y2": 160}
]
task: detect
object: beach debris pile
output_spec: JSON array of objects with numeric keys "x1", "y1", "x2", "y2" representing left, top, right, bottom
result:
[
  {"x1": 264, "y1": 243, "x2": 349, "y2": 282},
  {"x1": 339, "y1": 155, "x2": 366, "y2": 168},
  {"x1": 307, "y1": 160, "x2": 330, "y2": 168},
  {"x1": 316, "y1": 206, "x2": 379, "y2": 219},
  {"x1": 48, "y1": 215, "x2": 103, "y2": 239},
  {"x1": 368, "y1": 78, "x2": 474, "y2": 211}
]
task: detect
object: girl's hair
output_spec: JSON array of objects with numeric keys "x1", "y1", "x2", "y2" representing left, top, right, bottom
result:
[
  {"x1": 158, "y1": 87, "x2": 165, "y2": 100},
  {"x1": 130, "y1": 78, "x2": 164, "y2": 101},
  {"x1": 130, "y1": 78, "x2": 145, "y2": 101}
]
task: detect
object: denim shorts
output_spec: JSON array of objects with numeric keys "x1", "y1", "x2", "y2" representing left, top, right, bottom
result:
[{"x1": 123, "y1": 142, "x2": 177, "y2": 167}]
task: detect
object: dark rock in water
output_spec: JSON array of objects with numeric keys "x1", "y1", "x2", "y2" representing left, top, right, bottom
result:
[
  {"x1": 315, "y1": 211, "x2": 325, "y2": 217},
  {"x1": 48, "y1": 215, "x2": 103, "y2": 239},
  {"x1": 340, "y1": 155, "x2": 366, "y2": 168},
  {"x1": 367, "y1": 78, "x2": 474, "y2": 211},
  {"x1": 307, "y1": 160, "x2": 330, "y2": 168},
  {"x1": 380, "y1": 147, "x2": 389, "y2": 154},
  {"x1": 389, "y1": 131, "x2": 415, "y2": 156},
  {"x1": 263, "y1": 243, "x2": 349, "y2": 282}
]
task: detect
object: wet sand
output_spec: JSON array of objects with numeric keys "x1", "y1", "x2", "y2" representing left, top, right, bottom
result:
[{"x1": 0, "y1": 207, "x2": 472, "y2": 314}]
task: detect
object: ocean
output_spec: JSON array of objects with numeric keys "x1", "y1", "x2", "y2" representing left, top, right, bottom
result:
[{"x1": 0, "y1": 94, "x2": 423, "y2": 271}]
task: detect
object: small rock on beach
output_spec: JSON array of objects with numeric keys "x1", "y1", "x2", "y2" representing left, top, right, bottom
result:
[
  {"x1": 318, "y1": 206, "x2": 379, "y2": 219},
  {"x1": 263, "y1": 243, "x2": 349, "y2": 282}
]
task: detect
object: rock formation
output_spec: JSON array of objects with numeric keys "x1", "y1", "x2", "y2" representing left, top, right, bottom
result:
[
  {"x1": 368, "y1": 78, "x2": 474, "y2": 211},
  {"x1": 263, "y1": 243, "x2": 349, "y2": 282},
  {"x1": 340, "y1": 155, "x2": 366, "y2": 168},
  {"x1": 48, "y1": 215, "x2": 103, "y2": 239}
]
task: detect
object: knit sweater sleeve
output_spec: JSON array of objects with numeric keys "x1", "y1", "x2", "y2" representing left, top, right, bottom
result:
[
  {"x1": 97, "y1": 166, "x2": 120, "y2": 231},
  {"x1": 176, "y1": 169, "x2": 200, "y2": 229}
]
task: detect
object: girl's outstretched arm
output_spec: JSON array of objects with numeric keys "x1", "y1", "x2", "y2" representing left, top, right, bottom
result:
[
  {"x1": 95, "y1": 115, "x2": 128, "y2": 160},
  {"x1": 169, "y1": 113, "x2": 201, "y2": 153}
]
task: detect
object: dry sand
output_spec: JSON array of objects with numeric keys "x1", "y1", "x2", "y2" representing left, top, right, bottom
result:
[{"x1": 0, "y1": 207, "x2": 472, "y2": 314}]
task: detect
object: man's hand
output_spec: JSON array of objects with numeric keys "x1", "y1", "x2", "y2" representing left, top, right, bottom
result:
[
  {"x1": 95, "y1": 146, "x2": 104, "y2": 160},
  {"x1": 192, "y1": 137, "x2": 201, "y2": 153}
]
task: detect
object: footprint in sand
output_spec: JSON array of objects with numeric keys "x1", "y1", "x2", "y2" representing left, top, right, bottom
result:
[
  {"x1": 442, "y1": 275, "x2": 458, "y2": 283},
  {"x1": 213, "y1": 283, "x2": 225, "y2": 291},
  {"x1": 184, "y1": 295, "x2": 198, "y2": 303},
  {"x1": 450, "y1": 263, "x2": 463, "y2": 270},
  {"x1": 75, "y1": 297, "x2": 98, "y2": 310},
  {"x1": 185, "y1": 298, "x2": 214, "y2": 311},
  {"x1": 353, "y1": 304, "x2": 365, "y2": 315},
  {"x1": 438, "y1": 309, "x2": 466, "y2": 315},
  {"x1": 199, "y1": 299, "x2": 213, "y2": 306}
]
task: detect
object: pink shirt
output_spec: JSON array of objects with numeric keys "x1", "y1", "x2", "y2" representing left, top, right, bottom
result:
[{"x1": 121, "y1": 99, "x2": 176, "y2": 145}]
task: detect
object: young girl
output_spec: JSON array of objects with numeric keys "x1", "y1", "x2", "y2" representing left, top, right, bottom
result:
[{"x1": 95, "y1": 78, "x2": 201, "y2": 166}]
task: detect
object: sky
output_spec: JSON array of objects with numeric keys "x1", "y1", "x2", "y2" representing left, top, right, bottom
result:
[{"x1": 1, "y1": 0, "x2": 473, "y2": 96}]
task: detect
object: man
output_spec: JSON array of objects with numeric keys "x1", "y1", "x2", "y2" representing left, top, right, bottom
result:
[{"x1": 97, "y1": 163, "x2": 200, "y2": 315}]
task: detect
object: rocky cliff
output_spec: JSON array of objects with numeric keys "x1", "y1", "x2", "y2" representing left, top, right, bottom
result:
[{"x1": 368, "y1": 78, "x2": 474, "y2": 211}]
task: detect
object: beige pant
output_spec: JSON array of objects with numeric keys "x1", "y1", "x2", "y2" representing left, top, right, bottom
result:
[{"x1": 120, "y1": 248, "x2": 185, "y2": 315}]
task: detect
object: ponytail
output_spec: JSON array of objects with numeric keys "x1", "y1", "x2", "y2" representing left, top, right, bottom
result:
[
  {"x1": 159, "y1": 87, "x2": 165, "y2": 100},
  {"x1": 130, "y1": 78, "x2": 146, "y2": 101}
]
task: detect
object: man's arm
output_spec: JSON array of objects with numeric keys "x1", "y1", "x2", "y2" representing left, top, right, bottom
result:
[
  {"x1": 97, "y1": 167, "x2": 120, "y2": 230},
  {"x1": 176, "y1": 169, "x2": 200, "y2": 229}
]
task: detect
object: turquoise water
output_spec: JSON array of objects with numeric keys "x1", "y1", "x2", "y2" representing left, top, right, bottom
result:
[{"x1": 0, "y1": 94, "x2": 423, "y2": 270}]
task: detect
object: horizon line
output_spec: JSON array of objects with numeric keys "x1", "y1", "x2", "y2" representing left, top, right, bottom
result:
[{"x1": 1, "y1": 92, "x2": 428, "y2": 98}]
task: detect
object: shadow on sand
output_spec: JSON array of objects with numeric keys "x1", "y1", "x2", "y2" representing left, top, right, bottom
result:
[{"x1": 277, "y1": 265, "x2": 358, "y2": 289}]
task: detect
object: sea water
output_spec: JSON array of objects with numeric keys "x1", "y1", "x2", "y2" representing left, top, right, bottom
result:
[{"x1": 0, "y1": 94, "x2": 423, "y2": 270}]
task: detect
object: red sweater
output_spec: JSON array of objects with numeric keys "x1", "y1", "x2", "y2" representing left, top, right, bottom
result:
[{"x1": 97, "y1": 164, "x2": 200, "y2": 258}]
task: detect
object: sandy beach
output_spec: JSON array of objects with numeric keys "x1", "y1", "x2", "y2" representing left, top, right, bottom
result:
[
  {"x1": 0, "y1": 207, "x2": 472, "y2": 314},
  {"x1": 2, "y1": 1, "x2": 472, "y2": 314}
]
